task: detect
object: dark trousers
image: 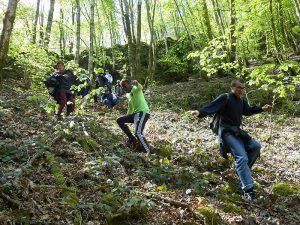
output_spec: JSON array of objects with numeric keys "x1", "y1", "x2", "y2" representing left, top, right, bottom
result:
[
  {"x1": 117, "y1": 112, "x2": 150, "y2": 153},
  {"x1": 56, "y1": 91, "x2": 75, "y2": 116}
]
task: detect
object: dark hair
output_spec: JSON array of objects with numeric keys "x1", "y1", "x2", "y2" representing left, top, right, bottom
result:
[
  {"x1": 56, "y1": 61, "x2": 64, "y2": 67},
  {"x1": 231, "y1": 78, "x2": 245, "y2": 87}
]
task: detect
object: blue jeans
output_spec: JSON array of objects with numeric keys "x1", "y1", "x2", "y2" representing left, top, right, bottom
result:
[{"x1": 218, "y1": 126, "x2": 261, "y2": 190}]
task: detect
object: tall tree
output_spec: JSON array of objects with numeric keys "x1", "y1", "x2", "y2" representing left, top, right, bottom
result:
[
  {"x1": 44, "y1": 0, "x2": 55, "y2": 48},
  {"x1": 173, "y1": 0, "x2": 195, "y2": 51},
  {"x1": 211, "y1": 0, "x2": 224, "y2": 36},
  {"x1": 135, "y1": 0, "x2": 142, "y2": 78},
  {"x1": 121, "y1": 0, "x2": 135, "y2": 79},
  {"x1": 75, "y1": 0, "x2": 80, "y2": 64},
  {"x1": 158, "y1": 3, "x2": 168, "y2": 53},
  {"x1": 229, "y1": 0, "x2": 237, "y2": 62},
  {"x1": 0, "y1": 0, "x2": 19, "y2": 70},
  {"x1": 291, "y1": 0, "x2": 300, "y2": 24},
  {"x1": 88, "y1": 0, "x2": 95, "y2": 75},
  {"x1": 269, "y1": 0, "x2": 281, "y2": 61},
  {"x1": 32, "y1": 0, "x2": 40, "y2": 43},
  {"x1": 39, "y1": 4, "x2": 44, "y2": 45},
  {"x1": 145, "y1": 0, "x2": 157, "y2": 81},
  {"x1": 59, "y1": 8, "x2": 66, "y2": 58},
  {"x1": 201, "y1": 0, "x2": 213, "y2": 41}
]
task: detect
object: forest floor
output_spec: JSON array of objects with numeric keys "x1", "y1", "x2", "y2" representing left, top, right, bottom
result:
[{"x1": 0, "y1": 78, "x2": 299, "y2": 225}]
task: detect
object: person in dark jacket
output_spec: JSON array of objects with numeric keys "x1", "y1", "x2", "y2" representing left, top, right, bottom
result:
[
  {"x1": 80, "y1": 74, "x2": 91, "y2": 102},
  {"x1": 190, "y1": 78, "x2": 272, "y2": 201},
  {"x1": 94, "y1": 73, "x2": 108, "y2": 102},
  {"x1": 101, "y1": 86, "x2": 119, "y2": 108},
  {"x1": 53, "y1": 61, "x2": 75, "y2": 119}
]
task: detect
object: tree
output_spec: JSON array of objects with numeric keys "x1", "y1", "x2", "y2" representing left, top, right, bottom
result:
[
  {"x1": 145, "y1": 0, "x2": 157, "y2": 81},
  {"x1": 59, "y1": 8, "x2": 66, "y2": 58},
  {"x1": 173, "y1": 0, "x2": 195, "y2": 51},
  {"x1": 88, "y1": 0, "x2": 95, "y2": 75},
  {"x1": 0, "y1": 0, "x2": 19, "y2": 70},
  {"x1": 120, "y1": 0, "x2": 135, "y2": 79},
  {"x1": 201, "y1": 0, "x2": 213, "y2": 41},
  {"x1": 229, "y1": 0, "x2": 237, "y2": 62},
  {"x1": 32, "y1": 0, "x2": 40, "y2": 43},
  {"x1": 136, "y1": 0, "x2": 142, "y2": 79},
  {"x1": 44, "y1": 0, "x2": 55, "y2": 49},
  {"x1": 39, "y1": 4, "x2": 44, "y2": 45},
  {"x1": 75, "y1": 0, "x2": 81, "y2": 64}
]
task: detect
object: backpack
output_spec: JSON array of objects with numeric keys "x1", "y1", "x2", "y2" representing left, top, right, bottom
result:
[
  {"x1": 209, "y1": 93, "x2": 229, "y2": 135},
  {"x1": 43, "y1": 74, "x2": 59, "y2": 96},
  {"x1": 66, "y1": 70, "x2": 79, "y2": 86}
]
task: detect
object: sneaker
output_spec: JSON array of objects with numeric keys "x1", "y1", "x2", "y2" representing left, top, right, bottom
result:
[
  {"x1": 218, "y1": 147, "x2": 229, "y2": 159},
  {"x1": 244, "y1": 190, "x2": 255, "y2": 201}
]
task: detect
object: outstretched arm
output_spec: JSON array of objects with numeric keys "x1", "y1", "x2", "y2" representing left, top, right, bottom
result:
[
  {"x1": 243, "y1": 100, "x2": 272, "y2": 116},
  {"x1": 190, "y1": 94, "x2": 228, "y2": 118}
]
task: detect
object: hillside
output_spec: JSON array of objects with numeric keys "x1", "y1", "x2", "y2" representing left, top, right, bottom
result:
[{"x1": 0, "y1": 78, "x2": 299, "y2": 225}]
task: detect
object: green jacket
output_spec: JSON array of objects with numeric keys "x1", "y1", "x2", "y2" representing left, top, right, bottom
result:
[{"x1": 127, "y1": 83, "x2": 149, "y2": 115}]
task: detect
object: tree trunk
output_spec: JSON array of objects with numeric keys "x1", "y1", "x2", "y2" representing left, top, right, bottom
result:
[
  {"x1": 286, "y1": 10, "x2": 300, "y2": 53},
  {"x1": 269, "y1": 0, "x2": 281, "y2": 61},
  {"x1": 211, "y1": 0, "x2": 224, "y2": 35},
  {"x1": 88, "y1": 0, "x2": 95, "y2": 75},
  {"x1": 129, "y1": 0, "x2": 136, "y2": 43},
  {"x1": 217, "y1": 0, "x2": 228, "y2": 29},
  {"x1": 69, "y1": 2, "x2": 75, "y2": 55},
  {"x1": 136, "y1": 0, "x2": 142, "y2": 79},
  {"x1": 122, "y1": 0, "x2": 135, "y2": 79},
  {"x1": 39, "y1": 5, "x2": 44, "y2": 45},
  {"x1": 75, "y1": 0, "x2": 80, "y2": 64},
  {"x1": 229, "y1": 0, "x2": 237, "y2": 62},
  {"x1": 292, "y1": 0, "x2": 300, "y2": 24},
  {"x1": 158, "y1": 3, "x2": 168, "y2": 53},
  {"x1": 173, "y1": 0, "x2": 195, "y2": 51},
  {"x1": 0, "y1": 0, "x2": 19, "y2": 72},
  {"x1": 32, "y1": 0, "x2": 40, "y2": 43},
  {"x1": 185, "y1": 1, "x2": 205, "y2": 40},
  {"x1": 145, "y1": 0, "x2": 157, "y2": 82},
  {"x1": 44, "y1": 0, "x2": 55, "y2": 49},
  {"x1": 59, "y1": 8, "x2": 66, "y2": 58},
  {"x1": 201, "y1": 0, "x2": 213, "y2": 40},
  {"x1": 100, "y1": 0, "x2": 116, "y2": 69},
  {"x1": 172, "y1": 13, "x2": 180, "y2": 39}
]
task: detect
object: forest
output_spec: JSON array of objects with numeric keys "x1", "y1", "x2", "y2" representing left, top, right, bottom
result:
[{"x1": 0, "y1": 0, "x2": 299, "y2": 224}]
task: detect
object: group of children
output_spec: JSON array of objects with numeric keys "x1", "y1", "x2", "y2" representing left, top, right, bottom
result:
[{"x1": 44, "y1": 62, "x2": 273, "y2": 201}]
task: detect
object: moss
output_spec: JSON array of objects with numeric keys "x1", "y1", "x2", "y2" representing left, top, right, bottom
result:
[
  {"x1": 202, "y1": 171, "x2": 221, "y2": 184},
  {"x1": 51, "y1": 163, "x2": 65, "y2": 185},
  {"x1": 63, "y1": 191, "x2": 79, "y2": 208},
  {"x1": 221, "y1": 183, "x2": 236, "y2": 194},
  {"x1": 217, "y1": 193, "x2": 242, "y2": 203},
  {"x1": 221, "y1": 202, "x2": 242, "y2": 214},
  {"x1": 77, "y1": 136, "x2": 99, "y2": 152},
  {"x1": 195, "y1": 206, "x2": 223, "y2": 225},
  {"x1": 272, "y1": 182, "x2": 299, "y2": 196},
  {"x1": 73, "y1": 211, "x2": 82, "y2": 225},
  {"x1": 101, "y1": 193, "x2": 121, "y2": 211},
  {"x1": 252, "y1": 166, "x2": 266, "y2": 174}
]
